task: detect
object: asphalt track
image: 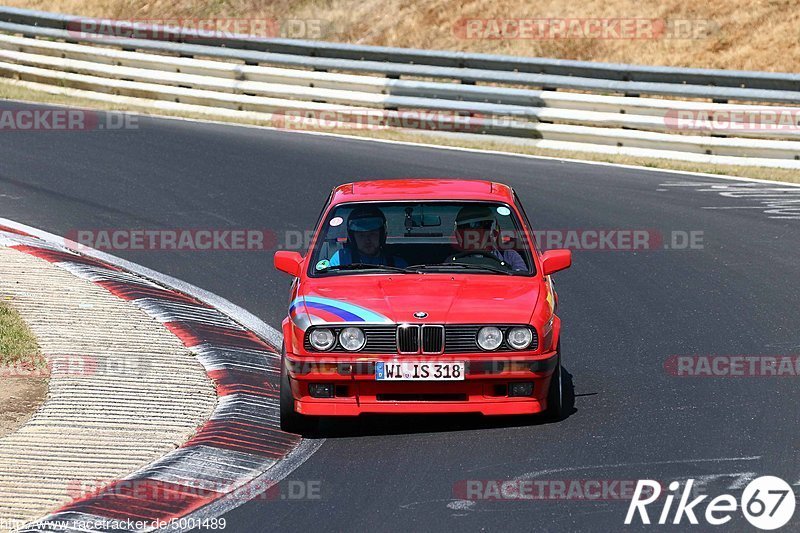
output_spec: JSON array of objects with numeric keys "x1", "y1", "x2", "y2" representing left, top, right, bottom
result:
[{"x1": 1, "y1": 101, "x2": 799, "y2": 532}]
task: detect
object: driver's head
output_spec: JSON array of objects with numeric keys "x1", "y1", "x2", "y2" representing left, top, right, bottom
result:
[
  {"x1": 455, "y1": 205, "x2": 497, "y2": 251},
  {"x1": 347, "y1": 205, "x2": 386, "y2": 257}
]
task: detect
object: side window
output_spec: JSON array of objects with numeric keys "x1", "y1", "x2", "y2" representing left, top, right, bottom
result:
[{"x1": 315, "y1": 207, "x2": 351, "y2": 262}]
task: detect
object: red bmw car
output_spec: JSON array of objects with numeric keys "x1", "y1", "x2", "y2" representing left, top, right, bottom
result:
[{"x1": 274, "y1": 179, "x2": 571, "y2": 432}]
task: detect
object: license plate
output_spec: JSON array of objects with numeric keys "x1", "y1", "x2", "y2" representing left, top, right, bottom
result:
[{"x1": 375, "y1": 361, "x2": 465, "y2": 381}]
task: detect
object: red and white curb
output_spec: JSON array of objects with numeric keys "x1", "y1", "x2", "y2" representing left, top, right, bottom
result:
[{"x1": 0, "y1": 220, "x2": 322, "y2": 532}]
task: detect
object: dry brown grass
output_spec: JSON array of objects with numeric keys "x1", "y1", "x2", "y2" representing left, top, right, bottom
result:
[{"x1": 6, "y1": 0, "x2": 799, "y2": 71}]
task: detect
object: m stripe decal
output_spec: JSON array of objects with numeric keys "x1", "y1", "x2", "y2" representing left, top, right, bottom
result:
[
  {"x1": 304, "y1": 301, "x2": 363, "y2": 322},
  {"x1": 292, "y1": 296, "x2": 393, "y2": 323}
]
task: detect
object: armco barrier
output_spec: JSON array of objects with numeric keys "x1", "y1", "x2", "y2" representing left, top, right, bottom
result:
[
  {"x1": 1, "y1": 6, "x2": 799, "y2": 91},
  {"x1": 1, "y1": 7, "x2": 799, "y2": 168}
]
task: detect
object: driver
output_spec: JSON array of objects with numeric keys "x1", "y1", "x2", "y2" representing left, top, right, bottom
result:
[
  {"x1": 453, "y1": 205, "x2": 527, "y2": 271},
  {"x1": 330, "y1": 205, "x2": 407, "y2": 267}
]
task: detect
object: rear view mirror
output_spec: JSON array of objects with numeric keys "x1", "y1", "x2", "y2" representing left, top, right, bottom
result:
[
  {"x1": 274, "y1": 251, "x2": 303, "y2": 277},
  {"x1": 541, "y1": 249, "x2": 572, "y2": 276},
  {"x1": 414, "y1": 214, "x2": 441, "y2": 227}
]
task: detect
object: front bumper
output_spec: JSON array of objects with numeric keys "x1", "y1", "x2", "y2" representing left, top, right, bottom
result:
[{"x1": 286, "y1": 351, "x2": 559, "y2": 416}]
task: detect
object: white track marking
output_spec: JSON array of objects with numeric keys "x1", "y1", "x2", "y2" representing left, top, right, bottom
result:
[
  {"x1": 510, "y1": 455, "x2": 762, "y2": 481},
  {"x1": 660, "y1": 182, "x2": 800, "y2": 219},
  {"x1": 448, "y1": 457, "x2": 765, "y2": 513}
]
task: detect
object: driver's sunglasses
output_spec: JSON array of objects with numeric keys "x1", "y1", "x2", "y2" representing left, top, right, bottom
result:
[{"x1": 457, "y1": 220, "x2": 494, "y2": 230}]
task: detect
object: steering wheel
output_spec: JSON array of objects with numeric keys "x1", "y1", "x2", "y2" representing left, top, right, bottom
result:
[{"x1": 448, "y1": 251, "x2": 509, "y2": 269}]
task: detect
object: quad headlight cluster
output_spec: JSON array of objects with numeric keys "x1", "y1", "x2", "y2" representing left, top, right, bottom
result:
[
  {"x1": 309, "y1": 327, "x2": 366, "y2": 351},
  {"x1": 307, "y1": 325, "x2": 535, "y2": 352},
  {"x1": 477, "y1": 326, "x2": 533, "y2": 351},
  {"x1": 338, "y1": 327, "x2": 366, "y2": 351}
]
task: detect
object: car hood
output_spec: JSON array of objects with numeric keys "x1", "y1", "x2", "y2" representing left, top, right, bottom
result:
[{"x1": 293, "y1": 274, "x2": 540, "y2": 327}]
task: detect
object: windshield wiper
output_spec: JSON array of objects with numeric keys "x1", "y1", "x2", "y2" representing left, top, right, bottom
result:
[
  {"x1": 323, "y1": 263, "x2": 409, "y2": 273},
  {"x1": 406, "y1": 263, "x2": 515, "y2": 275}
]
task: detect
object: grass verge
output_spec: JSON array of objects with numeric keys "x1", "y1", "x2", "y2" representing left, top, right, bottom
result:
[
  {"x1": 0, "y1": 297, "x2": 47, "y2": 439},
  {"x1": 0, "y1": 300, "x2": 40, "y2": 367}
]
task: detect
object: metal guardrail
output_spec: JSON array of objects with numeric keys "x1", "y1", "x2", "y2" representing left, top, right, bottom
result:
[
  {"x1": 1, "y1": 32, "x2": 794, "y2": 120},
  {"x1": 1, "y1": 5, "x2": 799, "y2": 92},
  {"x1": 1, "y1": 15, "x2": 800, "y2": 103},
  {"x1": 0, "y1": 7, "x2": 799, "y2": 168},
  {"x1": 3, "y1": 38, "x2": 800, "y2": 142}
]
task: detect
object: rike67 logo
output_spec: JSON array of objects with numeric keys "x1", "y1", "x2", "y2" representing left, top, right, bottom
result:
[{"x1": 626, "y1": 476, "x2": 796, "y2": 530}]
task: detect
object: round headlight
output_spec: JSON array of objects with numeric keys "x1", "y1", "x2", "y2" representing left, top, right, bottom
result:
[
  {"x1": 309, "y1": 328, "x2": 335, "y2": 351},
  {"x1": 507, "y1": 327, "x2": 533, "y2": 350},
  {"x1": 477, "y1": 326, "x2": 503, "y2": 351},
  {"x1": 339, "y1": 327, "x2": 366, "y2": 351}
]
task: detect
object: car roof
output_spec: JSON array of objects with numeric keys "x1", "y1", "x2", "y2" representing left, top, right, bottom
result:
[{"x1": 330, "y1": 179, "x2": 516, "y2": 205}]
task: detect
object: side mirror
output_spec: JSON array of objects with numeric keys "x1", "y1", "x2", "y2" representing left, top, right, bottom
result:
[
  {"x1": 274, "y1": 251, "x2": 304, "y2": 277},
  {"x1": 541, "y1": 249, "x2": 572, "y2": 276}
]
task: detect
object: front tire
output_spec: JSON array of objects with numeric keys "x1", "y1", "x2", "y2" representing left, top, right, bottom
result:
[
  {"x1": 280, "y1": 349, "x2": 316, "y2": 434},
  {"x1": 544, "y1": 341, "x2": 564, "y2": 421}
]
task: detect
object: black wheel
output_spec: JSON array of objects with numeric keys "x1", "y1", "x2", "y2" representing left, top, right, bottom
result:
[
  {"x1": 280, "y1": 348, "x2": 316, "y2": 434},
  {"x1": 544, "y1": 342, "x2": 564, "y2": 421}
]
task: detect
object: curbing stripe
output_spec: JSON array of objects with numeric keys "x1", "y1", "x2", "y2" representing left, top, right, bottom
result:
[
  {"x1": 0, "y1": 229, "x2": 310, "y2": 533},
  {"x1": 127, "y1": 446, "x2": 273, "y2": 491},
  {"x1": 11, "y1": 245, "x2": 122, "y2": 270},
  {"x1": 206, "y1": 369, "x2": 281, "y2": 397},
  {"x1": 0, "y1": 224, "x2": 31, "y2": 237},
  {"x1": 133, "y1": 299, "x2": 245, "y2": 330},
  {"x1": 0, "y1": 234, "x2": 70, "y2": 252},
  {"x1": 55, "y1": 479, "x2": 223, "y2": 522},
  {"x1": 190, "y1": 344, "x2": 275, "y2": 374},
  {"x1": 0, "y1": 246, "x2": 217, "y2": 529},
  {"x1": 56, "y1": 262, "x2": 164, "y2": 288},
  {"x1": 162, "y1": 321, "x2": 272, "y2": 352},
  {"x1": 95, "y1": 282, "x2": 211, "y2": 307}
]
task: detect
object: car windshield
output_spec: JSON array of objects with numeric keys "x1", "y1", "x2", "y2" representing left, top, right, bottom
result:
[{"x1": 308, "y1": 201, "x2": 534, "y2": 276}]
